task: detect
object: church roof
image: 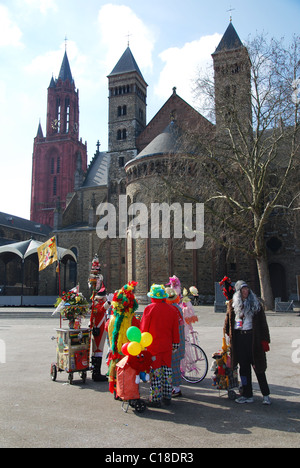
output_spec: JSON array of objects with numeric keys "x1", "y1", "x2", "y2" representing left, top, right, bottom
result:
[
  {"x1": 57, "y1": 51, "x2": 74, "y2": 83},
  {"x1": 126, "y1": 121, "x2": 183, "y2": 167},
  {"x1": 0, "y1": 212, "x2": 51, "y2": 245},
  {"x1": 108, "y1": 47, "x2": 146, "y2": 82},
  {"x1": 213, "y1": 22, "x2": 243, "y2": 54},
  {"x1": 36, "y1": 121, "x2": 44, "y2": 138},
  {"x1": 82, "y1": 151, "x2": 110, "y2": 188}
]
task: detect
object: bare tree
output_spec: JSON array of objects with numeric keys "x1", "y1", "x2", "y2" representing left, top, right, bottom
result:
[{"x1": 163, "y1": 34, "x2": 300, "y2": 310}]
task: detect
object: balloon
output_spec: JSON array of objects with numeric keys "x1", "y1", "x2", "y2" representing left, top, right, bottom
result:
[
  {"x1": 121, "y1": 342, "x2": 130, "y2": 356},
  {"x1": 128, "y1": 341, "x2": 142, "y2": 356},
  {"x1": 140, "y1": 332, "x2": 153, "y2": 348},
  {"x1": 126, "y1": 326, "x2": 142, "y2": 343}
]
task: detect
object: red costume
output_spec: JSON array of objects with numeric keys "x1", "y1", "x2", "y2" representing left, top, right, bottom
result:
[
  {"x1": 140, "y1": 284, "x2": 180, "y2": 406},
  {"x1": 90, "y1": 298, "x2": 107, "y2": 355},
  {"x1": 141, "y1": 299, "x2": 180, "y2": 368},
  {"x1": 89, "y1": 294, "x2": 107, "y2": 381}
]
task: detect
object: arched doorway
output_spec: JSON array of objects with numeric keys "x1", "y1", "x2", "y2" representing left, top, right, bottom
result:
[{"x1": 269, "y1": 263, "x2": 287, "y2": 301}]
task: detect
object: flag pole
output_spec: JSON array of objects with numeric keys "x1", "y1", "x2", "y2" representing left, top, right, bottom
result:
[{"x1": 57, "y1": 261, "x2": 62, "y2": 328}]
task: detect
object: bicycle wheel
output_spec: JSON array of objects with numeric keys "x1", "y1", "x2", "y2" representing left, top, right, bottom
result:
[{"x1": 181, "y1": 343, "x2": 208, "y2": 383}]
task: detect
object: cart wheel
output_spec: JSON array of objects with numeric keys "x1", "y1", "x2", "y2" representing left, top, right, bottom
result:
[
  {"x1": 68, "y1": 373, "x2": 74, "y2": 385},
  {"x1": 80, "y1": 371, "x2": 87, "y2": 383},
  {"x1": 228, "y1": 390, "x2": 237, "y2": 400},
  {"x1": 50, "y1": 364, "x2": 57, "y2": 381},
  {"x1": 135, "y1": 399, "x2": 146, "y2": 413}
]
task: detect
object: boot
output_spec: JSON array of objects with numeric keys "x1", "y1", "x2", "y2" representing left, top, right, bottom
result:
[{"x1": 91, "y1": 356, "x2": 107, "y2": 382}]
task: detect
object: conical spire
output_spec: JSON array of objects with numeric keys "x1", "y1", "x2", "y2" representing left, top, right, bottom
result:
[
  {"x1": 108, "y1": 46, "x2": 145, "y2": 81},
  {"x1": 36, "y1": 120, "x2": 44, "y2": 138},
  {"x1": 213, "y1": 22, "x2": 243, "y2": 55},
  {"x1": 58, "y1": 51, "x2": 73, "y2": 83},
  {"x1": 49, "y1": 75, "x2": 56, "y2": 88}
]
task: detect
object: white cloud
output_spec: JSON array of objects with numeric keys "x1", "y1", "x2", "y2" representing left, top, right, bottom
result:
[
  {"x1": 24, "y1": 40, "x2": 86, "y2": 81},
  {"x1": 154, "y1": 33, "x2": 221, "y2": 106},
  {"x1": 0, "y1": 5, "x2": 23, "y2": 48},
  {"x1": 22, "y1": 0, "x2": 58, "y2": 14},
  {"x1": 0, "y1": 81, "x2": 6, "y2": 104},
  {"x1": 97, "y1": 4, "x2": 155, "y2": 74}
]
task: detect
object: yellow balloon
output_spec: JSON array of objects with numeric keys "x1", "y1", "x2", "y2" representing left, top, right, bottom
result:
[
  {"x1": 128, "y1": 341, "x2": 142, "y2": 356},
  {"x1": 140, "y1": 332, "x2": 153, "y2": 348}
]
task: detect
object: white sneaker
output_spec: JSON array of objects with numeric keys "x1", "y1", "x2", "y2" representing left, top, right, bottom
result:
[
  {"x1": 262, "y1": 395, "x2": 271, "y2": 405},
  {"x1": 235, "y1": 396, "x2": 254, "y2": 404}
]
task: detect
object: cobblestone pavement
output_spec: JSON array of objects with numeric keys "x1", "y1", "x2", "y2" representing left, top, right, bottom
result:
[{"x1": 0, "y1": 306, "x2": 299, "y2": 448}]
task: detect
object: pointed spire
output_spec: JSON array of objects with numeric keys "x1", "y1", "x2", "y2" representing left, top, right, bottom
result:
[
  {"x1": 58, "y1": 51, "x2": 73, "y2": 83},
  {"x1": 49, "y1": 74, "x2": 56, "y2": 88},
  {"x1": 108, "y1": 46, "x2": 145, "y2": 81},
  {"x1": 36, "y1": 120, "x2": 44, "y2": 138},
  {"x1": 213, "y1": 22, "x2": 243, "y2": 55}
]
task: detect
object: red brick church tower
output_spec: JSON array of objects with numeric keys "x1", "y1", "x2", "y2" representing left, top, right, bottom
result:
[{"x1": 30, "y1": 50, "x2": 87, "y2": 227}]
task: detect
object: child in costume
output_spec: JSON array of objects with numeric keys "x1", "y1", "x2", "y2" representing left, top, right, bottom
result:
[
  {"x1": 89, "y1": 286, "x2": 108, "y2": 381},
  {"x1": 106, "y1": 281, "x2": 140, "y2": 398},
  {"x1": 166, "y1": 286, "x2": 185, "y2": 398},
  {"x1": 140, "y1": 284, "x2": 180, "y2": 407}
]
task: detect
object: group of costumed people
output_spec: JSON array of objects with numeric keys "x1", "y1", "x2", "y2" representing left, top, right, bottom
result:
[
  {"x1": 88, "y1": 273, "x2": 271, "y2": 407},
  {"x1": 88, "y1": 275, "x2": 198, "y2": 407}
]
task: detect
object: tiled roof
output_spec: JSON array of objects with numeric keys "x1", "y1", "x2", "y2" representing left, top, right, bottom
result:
[
  {"x1": 213, "y1": 22, "x2": 243, "y2": 54},
  {"x1": 126, "y1": 121, "x2": 183, "y2": 167},
  {"x1": 108, "y1": 47, "x2": 145, "y2": 81},
  {"x1": 0, "y1": 212, "x2": 51, "y2": 237},
  {"x1": 82, "y1": 152, "x2": 110, "y2": 187},
  {"x1": 58, "y1": 51, "x2": 74, "y2": 83}
]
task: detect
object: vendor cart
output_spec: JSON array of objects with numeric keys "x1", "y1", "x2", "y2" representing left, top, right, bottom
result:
[{"x1": 51, "y1": 328, "x2": 91, "y2": 384}]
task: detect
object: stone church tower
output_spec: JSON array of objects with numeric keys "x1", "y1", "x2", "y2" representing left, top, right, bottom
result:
[
  {"x1": 30, "y1": 50, "x2": 87, "y2": 227},
  {"x1": 45, "y1": 24, "x2": 299, "y2": 303},
  {"x1": 102, "y1": 47, "x2": 148, "y2": 290},
  {"x1": 212, "y1": 22, "x2": 252, "y2": 138}
]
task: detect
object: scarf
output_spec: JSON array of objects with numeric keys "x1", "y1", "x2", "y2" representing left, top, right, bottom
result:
[{"x1": 232, "y1": 289, "x2": 261, "y2": 321}]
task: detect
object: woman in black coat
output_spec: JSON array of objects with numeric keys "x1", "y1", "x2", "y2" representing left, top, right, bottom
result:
[{"x1": 223, "y1": 280, "x2": 271, "y2": 404}]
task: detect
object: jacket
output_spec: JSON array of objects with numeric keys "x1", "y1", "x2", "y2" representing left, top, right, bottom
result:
[
  {"x1": 140, "y1": 299, "x2": 180, "y2": 368},
  {"x1": 223, "y1": 299, "x2": 271, "y2": 374}
]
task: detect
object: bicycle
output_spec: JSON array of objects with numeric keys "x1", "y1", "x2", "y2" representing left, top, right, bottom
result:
[{"x1": 180, "y1": 325, "x2": 208, "y2": 384}]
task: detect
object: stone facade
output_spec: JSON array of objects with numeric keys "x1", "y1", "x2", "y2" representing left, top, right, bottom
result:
[{"x1": 28, "y1": 24, "x2": 299, "y2": 303}]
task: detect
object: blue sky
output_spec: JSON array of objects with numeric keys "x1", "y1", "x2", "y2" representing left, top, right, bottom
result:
[{"x1": 0, "y1": 0, "x2": 299, "y2": 220}]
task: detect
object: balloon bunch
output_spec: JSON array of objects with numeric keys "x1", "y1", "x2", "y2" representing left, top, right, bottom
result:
[{"x1": 121, "y1": 326, "x2": 153, "y2": 357}]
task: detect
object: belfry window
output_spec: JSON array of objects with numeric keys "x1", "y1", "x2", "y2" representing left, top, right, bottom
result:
[
  {"x1": 117, "y1": 105, "x2": 127, "y2": 116},
  {"x1": 56, "y1": 98, "x2": 61, "y2": 133},
  {"x1": 65, "y1": 98, "x2": 70, "y2": 133},
  {"x1": 117, "y1": 129, "x2": 127, "y2": 140},
  {"x1": 53, "y1": 176, "x2": 57, "y2": 195}
]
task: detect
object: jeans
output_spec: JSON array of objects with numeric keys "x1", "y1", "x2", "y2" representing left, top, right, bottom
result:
[{"x1": 235, "y1": 330, "x2": 270, "y2": 398}]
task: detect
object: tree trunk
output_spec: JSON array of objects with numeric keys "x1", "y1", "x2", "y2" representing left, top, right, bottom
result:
[{"x1": 256, "y1": 255, "x2": 274, "y2": 311}]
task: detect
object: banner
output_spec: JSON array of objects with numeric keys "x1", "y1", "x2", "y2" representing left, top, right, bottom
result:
[{"x1": 37, "y1": 236, "x2": 58, "y2": 271}]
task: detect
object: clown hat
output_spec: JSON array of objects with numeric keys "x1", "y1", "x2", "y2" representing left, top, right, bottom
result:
[
  {"x1": 112, "y1": 281, "x2": 139, "y2": 315},
  {"x1": 147, "y1": 284, "x2": 168, "y2": 299},
  {"x1": 165, "y1": 287, "x2": 178, "y2": 300}
]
